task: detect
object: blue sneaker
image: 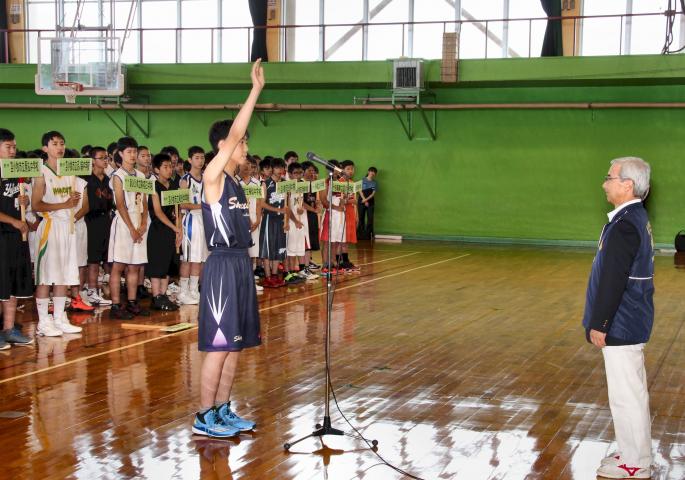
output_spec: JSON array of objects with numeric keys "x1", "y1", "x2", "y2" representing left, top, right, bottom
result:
[
  {"x1": 217, "y1": 402, "x2": 256, "y2": 431},
  {"x1": 192, "y1": 407, "x2": 240, "y2": 438},
  {"x1": 3, "y1": 329, "x2": 33, "y2": 346}
]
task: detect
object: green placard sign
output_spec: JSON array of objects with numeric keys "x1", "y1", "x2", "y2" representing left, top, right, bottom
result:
[
  {"x1": 124, "y1": 175, "x2": 155, "y2": 195},
  {"x1": 276, "y1": 179, "x2": 296, "y2": 194},
  {"x1": 310, "y1": 178, "x2": 326, "y2": 193},
  {"x1": 295, "y1": 181, "x2": 310, "y2": 194},
  {"x1": 332, "y1": 181, "x2": 353, "y2": 194},
  {"x1": 242, "y1": 184, "x2": 263, "y2": 199},
  {"x1": 353, "y1": 180, "x2": 363, "y2": 193},
  {"x1": 161, "y1": 188, "x2": 190, "y2": 206},
  {"x1": 0, "y1": 158, "x2": 41, "y2": 178},
  {"x1": 58, "y1": 158, "x2": 92, "y2": 176}
]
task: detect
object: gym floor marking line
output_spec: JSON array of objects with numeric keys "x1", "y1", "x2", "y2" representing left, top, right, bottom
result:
[
  {"x1": 356, "y1": 251, "x2": 420, "y2": 266},
  {"x1": 0, "y1": 254, "x2": 470, "y2": 385}
]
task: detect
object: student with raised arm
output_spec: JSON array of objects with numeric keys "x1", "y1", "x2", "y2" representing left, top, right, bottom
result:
[{"x1": 192, "y1": 59, "x2": 264, "y2": 439}]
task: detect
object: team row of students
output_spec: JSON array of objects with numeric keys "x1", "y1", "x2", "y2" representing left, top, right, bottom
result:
[{"x1": 0, "y1": 127, "x2": 378, "y2": 347}]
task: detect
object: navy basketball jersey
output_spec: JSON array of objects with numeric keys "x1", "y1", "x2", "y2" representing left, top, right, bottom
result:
[{"x1": 201, "y1": 173, "x2": 253, "y2": 249}]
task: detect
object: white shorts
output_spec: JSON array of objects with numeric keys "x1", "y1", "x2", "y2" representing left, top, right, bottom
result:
[
  {"x1": 330, "y1": 210, "x2": 346, "y2": 243},
  {"x1": 182, "y1": 213, "x2": 209, "y2": 263},
  {"x1": 287, "y1": 220, "x2": 309, "y2": 257},
  {"x1": 28, "y1": 230, "x2": 37, "y2": 264},
  {"x1": 108, "y1": 214, "x2": 148, "y2": 265},
  {"x1": 34, "y1": 218, "x2": 79, "y2": 286},
  {"x1": 76, "y1": 220, "x2": 88, "y2": 267}
]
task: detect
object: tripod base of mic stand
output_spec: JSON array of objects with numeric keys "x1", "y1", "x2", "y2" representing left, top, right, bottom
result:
[{"x1": 283, "y1": 416, "x2": 378, "y2": 451}]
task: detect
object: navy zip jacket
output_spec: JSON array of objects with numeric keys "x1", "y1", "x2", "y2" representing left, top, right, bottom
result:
[{"x1": 582, "y1": 201, "x2": 655, "y2": 345}]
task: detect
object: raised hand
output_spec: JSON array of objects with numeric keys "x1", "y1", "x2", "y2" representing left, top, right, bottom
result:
[{"x1": 251, "y1": 59, "x2": 265, "y2": 90}]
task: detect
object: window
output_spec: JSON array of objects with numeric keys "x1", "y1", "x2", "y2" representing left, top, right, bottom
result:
[
  {"x1": 367, "y1": 0, "x2": 408, "y2": 60},
  {"x1": 291, "y1": 0, "x2": 320, "y2": 61},
  {"x1": 324, "y1": 0, "x2": 363, "y2": 60},
  {"x1": 414, "y1": 0, "x2": 457, "y2": 59}
]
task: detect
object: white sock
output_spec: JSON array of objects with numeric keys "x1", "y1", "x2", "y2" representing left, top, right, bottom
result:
[
  {"x1": 180, "y1": 277, "x2": 189, "y2": 293},
  {"x1": 189, "y1": 276, "x2": 199, "y2": 293},
  {"x1": 36, "y1": 298, "x2": 49, "y2": 323},
  {"x1": 53, "y1": 297, "x2": 66, "y2": 323}
]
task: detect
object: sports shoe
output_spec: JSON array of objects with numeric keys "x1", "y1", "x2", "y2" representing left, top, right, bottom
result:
[
  {"x1": 166, "y1": 283, "x2": 181, "y2": 295},
  {"x1": 596, "y1": 462, "x2": 650, "y2": 479},
  {"x1": 254, "y1": 266, "x2": 266, "y2": 278},
  {"x1": 602, "y1": 453, "x2": 622, "y2": 466},
  {"x1": 301, "y1": 268, "x2": 319, "y2": 280},
  {"x1": 192, "y1": 407, "x2": 240, "y2": 438},
  {"x1": 55, "y1": 313, "x2": 83, "y2": 334},
  {"x1": 178, "y1": 290, "x2": 200, "y2": 305},
  {"x1": 255, "y1": 283, "x2": 264, "y2": 292},
  {"x1": 217, "y1": 402, "x2": 256, "y2": 431},
  {"x1": 2, "y1": 328, "x2": 33, "y2": 346},
  {"x1": 308, "y1": 261, "x2": 321, "y2": 270},
  {"x1": 36, "y1": 315, "x2": 63, "y2": 337},
  {"x1": 152, "y1": 295, "x2": 179, "y2": 311},
  {"x1": 321, "y1": 266, "x2": 338, "y2": 276},
  {"x1": 87, "y1": 288, "x2": 113, "y2": 306},
  {"x1": 263, "y1": 276, "x2": 286, "y2": 287},
  {"x1": 70, "y1": 295, "x2": 95, "y2": 312},
  {"x1": 80, "y1": 289, "x2": 94, "y2": 306},
  {"x1": 110, "y1": 304, "x2": 134, "y2": 320},
  {"x1": 143, "y1": 278, "x2": 152, "y2": 289},
  {"x1": 0, "y1": 336, "x2": 9, "y2": 351},
  {"x1": 126, "y1": 301, "x2": 150, "y2": 317},
  {"x1": 284, "y1": 272, "x2": 304, "y2": 284}
]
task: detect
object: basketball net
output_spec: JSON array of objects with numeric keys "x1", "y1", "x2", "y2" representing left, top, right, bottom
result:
[{"x1": 55, "y1": 81, "x2": 84, "y2": 104}]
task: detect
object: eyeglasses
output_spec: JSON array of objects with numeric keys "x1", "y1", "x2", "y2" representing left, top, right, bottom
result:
[{"x1": 604, "y1": 175, "x2": 622, "y2": 182}]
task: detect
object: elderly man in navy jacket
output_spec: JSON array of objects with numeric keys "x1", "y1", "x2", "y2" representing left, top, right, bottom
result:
[{"x1": 583, "y1": 157, "x2": 654, "y2": 479}]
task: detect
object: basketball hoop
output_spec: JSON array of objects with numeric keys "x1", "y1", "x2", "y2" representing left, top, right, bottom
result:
[{"x1": 55, "y1": 81, "x2": 84, "y2": 104}]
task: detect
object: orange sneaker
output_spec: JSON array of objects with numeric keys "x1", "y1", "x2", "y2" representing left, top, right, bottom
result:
[{"x1": 70, "y1": 295, "x2": 95, "y2": 312}]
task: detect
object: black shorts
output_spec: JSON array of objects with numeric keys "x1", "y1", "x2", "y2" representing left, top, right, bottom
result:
[
  {"x1": 306, "y1": 211, "x2": 320, "y2": 251},
  {"x1": 0, "y1": 231, "x2": 33, "y2": 300},
  {"x1": 198, "y1": 248, "x2": 261, "y2": 352},
  {"x1": 86, "y1": 214, "x2": 112, "y2": 264},
  {"x1": 259, "y1": 214, "x2": 286, "y2": 261},
  {"x1": 145, "y1": 223, "x2": 179, "y2": 278}
]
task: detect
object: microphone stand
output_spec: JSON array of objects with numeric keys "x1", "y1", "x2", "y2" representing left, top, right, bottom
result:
[{"x1": 283, "y1": 163, "x2": 378, "y2": 453}]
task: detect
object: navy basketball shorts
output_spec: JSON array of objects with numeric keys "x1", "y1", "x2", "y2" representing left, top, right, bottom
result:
[{"x1": 198, "y1": 248, "x2": 261, "y2": 352}]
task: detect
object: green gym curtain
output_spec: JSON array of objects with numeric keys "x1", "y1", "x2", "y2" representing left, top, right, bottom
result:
[
  {"x1": 248, "y1": 0, "x2": 268, "y2": 62},
  {"x1": 540, "y1": 0, "x2": 563, "y2": 56}
]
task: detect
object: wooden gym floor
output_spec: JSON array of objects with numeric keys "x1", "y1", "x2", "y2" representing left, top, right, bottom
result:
[{"x1": 0, "y1": 241, "x2": 683, "y2": 480}]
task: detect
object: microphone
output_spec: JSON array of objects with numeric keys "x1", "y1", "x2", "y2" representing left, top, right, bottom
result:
[{"x1": 306, "y1": 152, "x2": 347, "y2": 178}]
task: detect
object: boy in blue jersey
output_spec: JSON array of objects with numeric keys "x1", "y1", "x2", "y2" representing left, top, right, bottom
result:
[{"x1": 192, "y1": 59, "x2": 264, "y2": 439}]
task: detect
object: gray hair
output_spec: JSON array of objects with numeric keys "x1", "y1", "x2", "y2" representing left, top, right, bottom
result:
[{"x1": 610, "y1": 157, "x2": 651, "y2": 199}]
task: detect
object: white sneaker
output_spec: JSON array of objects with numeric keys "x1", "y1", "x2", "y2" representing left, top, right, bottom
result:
[
  {"x1": 79, "y1": 290, "x2": 93, "y2": 307},
  {"x1": 144, "y1": 278, "x2": 152, "y2": 289},
  {"x1": 601, "y1": 453, "x2": 622, "y2": 466},
  {"x1": 177, "y1": 291, "x2": 199, "y2": 305},
  {"x1": 302, "y1": 268, "x2": 319, "y2": 280},
  {"x1": 36, "y1": 315, "x2": 63, "y2": 337},
  {"x1": 87, "y1": 288, "x2": 113, "y2": 306},
  {"x1": 55, "y1": 314, "x2": 83, "y2": 334},
  {"x1": 255, "y1": 283, "x2": 264, "y2": 292},
  {"x1": 596, "y1": 463, "x2": 650, "y2": 479}
]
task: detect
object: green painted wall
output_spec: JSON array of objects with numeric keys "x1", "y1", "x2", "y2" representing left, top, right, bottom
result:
[{"x1": 1, "y1": 56, "x2": 684, "y2": 246}]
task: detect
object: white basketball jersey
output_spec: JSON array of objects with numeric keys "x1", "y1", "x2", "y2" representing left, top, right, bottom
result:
[
  {"x1": 111, "y1": 167, "x2": 147, "y2": 228},
  {"x1": 182, "y1": 173, "x2": 203, "y2": 216},
  {"x1": 37, "y1": 163, "x2": 85, "y2": 222}
]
